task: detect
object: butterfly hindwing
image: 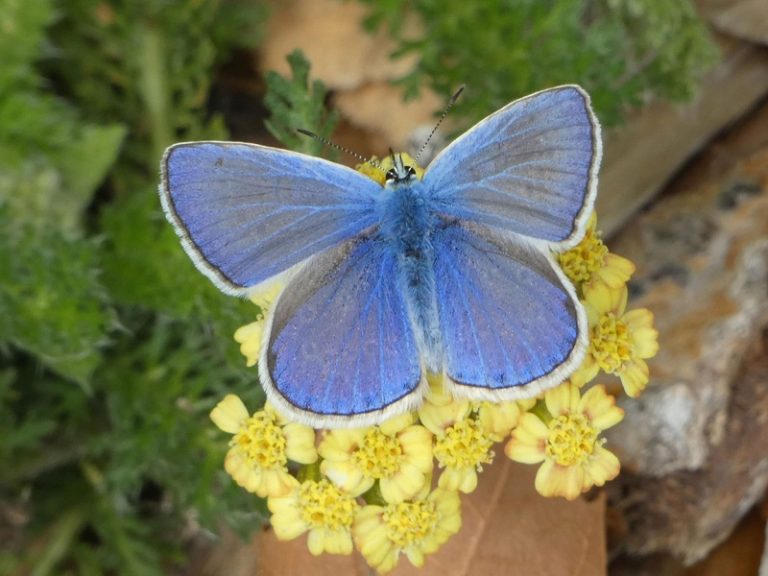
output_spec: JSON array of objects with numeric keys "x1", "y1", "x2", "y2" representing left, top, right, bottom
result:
[
  {"x1": 432, "y1": 222, "x2": 587, "y2": 400},
  {"x1": 425, "y1": 85, "x2": 600, "y2": 248},
  {"x1": 160, "y1": 142, "x2": 381, "y2": 295},
  {"x1": 262, "y1": 236, "x2": 424, "y2": 426}
]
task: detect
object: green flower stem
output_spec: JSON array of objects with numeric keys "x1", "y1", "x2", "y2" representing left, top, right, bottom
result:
[
  {"x1": 138, "y1": 23, "x2": 173, "y2": 163},
  {"x1": 530, "y1": 399, "x2": 552, "y2": 424},
  {"x1": 297, "y1": 460, "x2": 322, "y2": 483},
  {"x1": 30, "y1": 509, "x2": 86, "y2": 576},
  {"x1": 362, "y1": 482, "x2": 387, "y2": 506}
]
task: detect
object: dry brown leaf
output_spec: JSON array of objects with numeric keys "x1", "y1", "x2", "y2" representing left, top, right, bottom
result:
[
  {"x1": 710, "y1": 0, "x2": 768, "y2": 45},
  {"x1": 260, "y1": 0, "x2": 415, "y2": 90},
  {"x1": 257, "y1": 458, "x2": 606, "y2": 575},
  {"x1": 334, "y1": 83, "x2": 442, "y2": 153}
]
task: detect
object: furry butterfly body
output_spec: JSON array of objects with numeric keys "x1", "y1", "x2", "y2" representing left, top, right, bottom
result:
[{"x1": 160, "y1": 85, "x2": 602, "y2": 427}]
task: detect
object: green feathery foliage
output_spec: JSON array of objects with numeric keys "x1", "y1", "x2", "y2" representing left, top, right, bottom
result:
[
  {"x1": 0, "y1": 0, "x2": 268, "y2": 573},
  {"x1": 358, "y1": 0, "x2": 718, "y2": 127},
  {"x1": 264, "y1": 49, "x2": 340, "y2": 157}
]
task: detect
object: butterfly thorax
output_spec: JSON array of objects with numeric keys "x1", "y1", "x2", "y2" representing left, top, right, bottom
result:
[{"x1": 376, "y1": 180, "x2": 442, "y2": 368}]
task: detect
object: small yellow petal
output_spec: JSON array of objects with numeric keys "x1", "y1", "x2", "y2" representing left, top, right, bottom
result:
[
  {"x1": 535, "y1": 459, "x2": 585, "y2": 500},
  {"x1": 321, "y1": 460, "x2": 371, "y2": 496},
  {"x1": 510, "y1": 412, "x2": 549, "y2": 446},
  {"x1": 357, "y1": 522, "x2": 389, "y2": 558},
  {"x1": 260, "y1": 469, "x2": 298, "y2": 498},
  {"x1": 619, "y1": 359, "x2": 649, "y2": 397},
  {"x1": 210, "y1": 394, "x2": 249, "y2": 434},
  {"x1": 284, "y1": 423, "x2": 318, "y2": 464},
  {"x1": 398, "y1": 426, "x2": 434, "y2": 471},
  {"x1": 545, "y1": 382, "x2": 579, "y2": 417},
  {"x1": 598, "y1": 253, "x2": 635, "y2": 286},
  {"x1": 406, "y1": 547, "x2": 426, "y2": 567},
  {"x1": 418, "y1": 397, "x2": 471, "y2": 435},
  {"x1": 248, "y1": 281, "x2": 284, "y2": 310},
  {"x1": 586, "y1": 445, "x2": 621, "y2": 486},
  {"x1": 584, "y1": 283, "x2": 614, "y2": 319},
  {"x1": 632, "y1": 328, "x2": 660, "y2": 358},
  {"x1": 579, "y1": 385, "x2": 624, "y2": 431},
  {"x1": 569, "y1": 362, "x2": 598, "y2": 388},
  {"x1": 379, "y1": 412, "x2": 415, "y2": 435},
  {"x1": 477, "y1": 401, "x2": 522, "y2": 440},
  {"x1": 325, "y1": 529, "x2": 354, "y2": 555},
  {"x1": 224, "y1": 450, "x2": 255, "y2": 487},
  {"x1": 505, "y1": 438, "x2": 546, "y2": 464},
  {"x1": 270, "y1": 509, "x2": 307, "y2": 541},
  {"x1": 438, "y1": 466, "x2": 478, "y2": 493},
  {"x1": 318, "y1": 429, "x2": 364, "y2": 459},
  {"x1": 380, "y1": 463, "x2": 427, "y2": 503},
  {"x1": 233, "y1": 321, "x2": 264, "y2": 367}
]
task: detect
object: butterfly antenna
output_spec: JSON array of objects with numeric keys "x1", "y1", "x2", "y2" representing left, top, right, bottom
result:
[
  {"x1": 296, "y1": 128, "x2": 382, "y2": 170},
  {"x1": 414, "y1": 84, "x2": 465, "y2": 163}
]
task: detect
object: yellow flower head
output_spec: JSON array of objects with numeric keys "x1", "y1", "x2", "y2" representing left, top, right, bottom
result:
[
  {"x1": 319, "y1": 412, "x2": 434, "y2": 503},
  {"x1": 505, "y1": 383, "x2": 623, "y2": 500},
  {"x1": 558, "y1": 213, "x2": 635, "y2": 292},
  {"x1": 416, "y1": 374, "x2": 494, "y2": 493},
  {"x1": 210, "y1": 395, "x2": 317, "y2": 498},
  {"x1": 354, "y1": 488, "x2": 461, "y2": 574},
  {"x1": 433, "y1": 417, "x2": 495, "y2": 493},
  {"x1": 268, "y1": 478, "x2": 359, "y2": 556},
  {"x1": 582, "y1": 284, "x2": 659, "y2": 397},
  {"x1": 356, "y1": 153, "x2": 425, "y2": 185}
]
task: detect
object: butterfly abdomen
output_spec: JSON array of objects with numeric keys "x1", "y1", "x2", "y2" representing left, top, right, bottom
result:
[{"x1": 377, "y1": 182, "x2": 442, "y2": 368}]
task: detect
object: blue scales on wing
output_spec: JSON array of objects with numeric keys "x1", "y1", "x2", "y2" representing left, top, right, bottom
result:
[
  {"x1": 263, "y1": 237, "x2": 423, "y2": 423},
  {"x1": 161, "y1": 142, "x2": 382, "y2": 295},
  {"x1": 425, "y1": 85, "x2": 600, "y2": 247},
  {"x1": 432, "y1": 223, "x2": 587, "y2": 399}
]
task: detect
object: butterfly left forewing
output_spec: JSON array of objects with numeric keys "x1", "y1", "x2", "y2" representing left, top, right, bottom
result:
[
  {"x1": 432, "y1": 222, "x2": 587, "y2": 400},
  {"x1": 160, "y1": 141, "x2": 381, "y2": 295}
]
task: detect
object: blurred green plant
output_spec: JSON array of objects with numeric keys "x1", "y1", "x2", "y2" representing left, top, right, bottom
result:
[
  {"x1": 358, "y1": 0, "x2": 718, "y2": 127},
  {"x1": 0, "y1": 0, "x2": 269, "y2": 573},
  {"x1": 264, "y1": 49, "x2": 339, "y2": 157}
]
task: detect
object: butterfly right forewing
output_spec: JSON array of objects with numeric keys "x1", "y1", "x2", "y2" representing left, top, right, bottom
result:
[{"x1": 425, "y1": 85, "x2": 601, "y2": 250}]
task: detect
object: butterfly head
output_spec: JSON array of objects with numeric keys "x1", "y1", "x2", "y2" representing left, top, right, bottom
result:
[{"x1": 385, "y1": 151, "x2": 418, "y2": 188}]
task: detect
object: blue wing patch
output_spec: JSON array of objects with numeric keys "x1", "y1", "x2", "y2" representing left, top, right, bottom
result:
[
  {"x1": 262, "y1": 236, "x2": 425, "y2": 427},
  {"x1": 160, "y1": 142, "x2": 382, "y2": 295},
  {"x1": 432, "y1": 222, "x2": 587, "y2": 400}
]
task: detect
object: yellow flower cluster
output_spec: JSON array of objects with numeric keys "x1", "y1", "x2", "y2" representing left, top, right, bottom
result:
[
  {"x1": 559, "y1": 214, "x2": 659, "y2": 398},
  {"x1": 213, "y1": 171, "x2": 658, "y2": 572},
  {"x1": 210, "y1": 391, "x2": 462, "y2": 573}
]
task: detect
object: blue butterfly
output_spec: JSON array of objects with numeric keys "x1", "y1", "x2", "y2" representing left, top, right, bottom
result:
[{"x1": 160, "y1": 85, "x2": 601, "y2": 428}]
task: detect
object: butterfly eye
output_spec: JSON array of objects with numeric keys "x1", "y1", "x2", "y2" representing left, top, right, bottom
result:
[{"x1": 385, "y1": 165, "x2": 417, "y2": 185}]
